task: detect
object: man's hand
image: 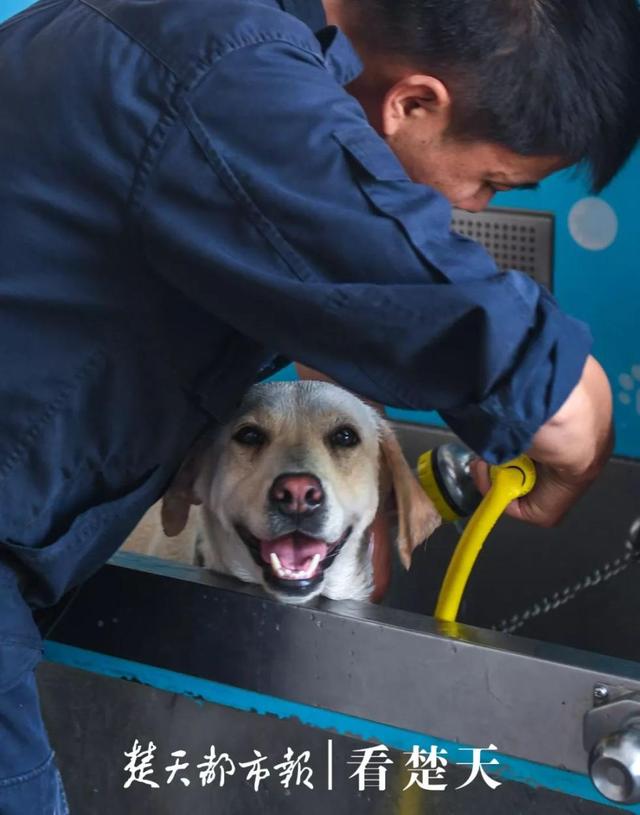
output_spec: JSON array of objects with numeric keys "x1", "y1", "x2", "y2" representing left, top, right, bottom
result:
[{"x1": 472, "y1": 355, "x2": 614, "y2": 527}]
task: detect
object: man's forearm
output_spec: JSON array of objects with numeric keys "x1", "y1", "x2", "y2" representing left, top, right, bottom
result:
[{"x1": 528, "y1": 355, "x2": 614, "y2": 479}]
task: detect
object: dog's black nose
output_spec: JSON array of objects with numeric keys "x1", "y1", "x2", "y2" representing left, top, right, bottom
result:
[{"x1": 269, "y1": 473, "x2": 324, "y2": 517}]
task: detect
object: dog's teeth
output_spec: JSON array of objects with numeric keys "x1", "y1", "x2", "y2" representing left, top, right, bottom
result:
[
  {"x1": 270, "y1": 551, "x2": 322, "y2": 581},
  {"x1": 270, "y1": 553, "x2": 289, "y2": 579},
  {"x1": 270, "y1": 553, "x2": 282, "y2": 573}
]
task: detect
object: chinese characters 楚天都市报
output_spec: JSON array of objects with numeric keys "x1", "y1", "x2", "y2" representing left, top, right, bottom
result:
[{"x1": 123, "y1": 738, "x2": 502, "y2": 793}]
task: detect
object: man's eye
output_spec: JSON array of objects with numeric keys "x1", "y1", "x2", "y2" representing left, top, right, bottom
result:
[
  {"x1": 329, "y1": 426, "x2": 360, "y2": 448},
  {"x1": 232, "y1": 426, "x2": 268, "y2": 447},
  {"x1": 485, "y1": 181, "x2": 510, "y2": 194}
]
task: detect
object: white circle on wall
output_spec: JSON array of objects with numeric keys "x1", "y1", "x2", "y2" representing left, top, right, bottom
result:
[{"x1": 568, "y1": 197, "x2": 618, "y2": 251}]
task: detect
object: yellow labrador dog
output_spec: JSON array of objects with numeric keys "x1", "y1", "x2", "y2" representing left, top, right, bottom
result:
[{"x1": 123, "y1": 381, "x2": 440, "y2": 604}]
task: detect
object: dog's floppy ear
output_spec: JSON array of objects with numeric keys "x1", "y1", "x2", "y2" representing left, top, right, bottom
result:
[
  {"x1": 161, "y1": 441, "x2": 210, "y2": 537},
  {"x1": 378, "y1": 421, "x2": 441, "y2": 570}
]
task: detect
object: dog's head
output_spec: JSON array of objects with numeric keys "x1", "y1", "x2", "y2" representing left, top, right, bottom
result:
[{"x1": 162, "y1": 381, "x2": 440, "y2": 603}]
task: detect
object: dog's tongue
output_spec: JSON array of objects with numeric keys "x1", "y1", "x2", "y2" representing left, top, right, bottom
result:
[{"x1": 260, "y1": 533, "x2": 328, "y2": 569}]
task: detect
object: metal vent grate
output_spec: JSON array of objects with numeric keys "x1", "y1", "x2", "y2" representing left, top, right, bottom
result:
[{"x1": 451, "y1": 207, "x2": 554, "y2": 290}]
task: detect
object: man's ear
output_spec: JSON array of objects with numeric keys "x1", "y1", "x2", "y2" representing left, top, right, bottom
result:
[
  {"x1": 381, "y1": 74, "x2": 452, "y2": 138},
  {"x1": 161, "y1": 440, "x2": 211, "y2": 537},
  {"x1": 378, "y1": 420, "x2": 441, "y2": 569}
]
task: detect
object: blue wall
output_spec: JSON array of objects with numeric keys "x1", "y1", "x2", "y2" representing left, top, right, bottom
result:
[
  {"x1": 2, "y1": 0, "x2": 639, "y2": 457},
  {"x1": 0, "y1": 0, "x2": 29, "y2": 20}
]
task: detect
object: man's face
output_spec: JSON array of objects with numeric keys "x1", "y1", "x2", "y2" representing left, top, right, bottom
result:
[
  {"x1": 387, "y1": 128, "x2": 567, "y2": 212},
  {"x1": 346, "y1": 69, "x2": 568, "y2": 212}
]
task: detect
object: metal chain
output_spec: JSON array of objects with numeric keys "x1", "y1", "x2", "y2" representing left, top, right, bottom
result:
[{"x1": 493, "y1": 517, "x2": 640, "y2": 635}]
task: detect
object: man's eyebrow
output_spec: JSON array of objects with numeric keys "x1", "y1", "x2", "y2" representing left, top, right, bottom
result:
[
  {"x1": 488, "y1": 175, "x2": 541, "y2": 191},
  {"x1": 496, "y1": 181, "x2": 540, "y2": 191}
]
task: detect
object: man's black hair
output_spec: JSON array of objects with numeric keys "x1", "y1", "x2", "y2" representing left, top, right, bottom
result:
[{"x1": 357, "y1": 0, "x2": 640, "y2": 190}]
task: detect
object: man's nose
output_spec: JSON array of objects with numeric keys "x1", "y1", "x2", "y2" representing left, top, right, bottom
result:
[
  {"x1": 268, "y1": 474, "x2": 325, "y2": 517},
  {"x1": 456, "y1": 191, "x2": 494, "y2": 213}
]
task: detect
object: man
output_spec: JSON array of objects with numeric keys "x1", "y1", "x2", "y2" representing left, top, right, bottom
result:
[{"x1": 0, "y1": 0, "x2": 637, "y2": 810}]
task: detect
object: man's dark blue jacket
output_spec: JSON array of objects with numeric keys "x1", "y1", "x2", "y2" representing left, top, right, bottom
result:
[{"x1": 0, "y1": 0, "x2": 591, "y2": 608}]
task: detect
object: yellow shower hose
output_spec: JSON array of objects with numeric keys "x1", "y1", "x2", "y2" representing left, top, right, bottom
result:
[{"x1": 418, "y1": 453, "x2": 537, "y2": 623}]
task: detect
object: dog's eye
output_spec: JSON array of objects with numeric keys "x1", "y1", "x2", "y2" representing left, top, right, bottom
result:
[
  {"x1": 329, "y1": 426, "x2": 360, "y2": 448},
  {"x1": 233, "y1": 426, "x2": 268, "y2": 447}
]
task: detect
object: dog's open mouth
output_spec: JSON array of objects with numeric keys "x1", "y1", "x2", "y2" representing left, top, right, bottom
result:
[{"x1": 235, "y1": 525, "x2": 352, "y2": 595}]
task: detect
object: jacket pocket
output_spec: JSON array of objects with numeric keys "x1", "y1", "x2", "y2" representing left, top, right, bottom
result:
[{"x1": 333, "y1": 126, "x2": 459, "y2": 274}]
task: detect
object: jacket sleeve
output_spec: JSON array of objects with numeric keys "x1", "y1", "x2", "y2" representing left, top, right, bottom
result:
[{"x1": 132, "y1": 28, "x2": 592, "y2": 463}]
